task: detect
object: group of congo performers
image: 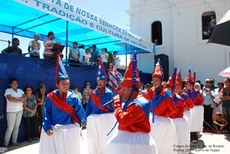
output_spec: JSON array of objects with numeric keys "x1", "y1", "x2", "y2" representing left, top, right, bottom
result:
[{"x1": 39, "y1": 53, "x2": 204, "y2": 154}]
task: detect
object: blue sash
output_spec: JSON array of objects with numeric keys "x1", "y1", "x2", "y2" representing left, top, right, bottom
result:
[
  {"x1": 191, "y1": 90, "x2": 199, "y2": 100},
  {"x1": 181, "y1": 93, "x2": 189, "y2": 101},
  {"x1": 174, "y1": 95, "x2": 181, "y2": 106},
  {"x1": 151, "y1": 89, "x2": 172, "y2": 123}
]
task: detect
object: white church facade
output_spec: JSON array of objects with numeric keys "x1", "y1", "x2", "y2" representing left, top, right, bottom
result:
[{"x1": 128, "y1": 0, "x2": 230, "y2": 82}]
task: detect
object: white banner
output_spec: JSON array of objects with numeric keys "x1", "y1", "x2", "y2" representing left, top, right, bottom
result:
[{"x1": 15, "y1": 0, "x2": 153, "y2": 52}]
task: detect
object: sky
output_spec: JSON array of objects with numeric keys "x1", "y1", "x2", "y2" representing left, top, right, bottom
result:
[{"x1": 0, "y1": 0, "x2": 130, "y2": 65}]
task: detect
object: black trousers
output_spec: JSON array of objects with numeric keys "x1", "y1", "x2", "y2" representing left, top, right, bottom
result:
[
  {"x1": 190, "y1": 132, "x2": 198, "y2": 141},
  {"x1": 24, "y1": 116, "x2": 39, "y2": 140},
  {"x1": 203, "y1": 105, "x2": 213, "y2": 129}
]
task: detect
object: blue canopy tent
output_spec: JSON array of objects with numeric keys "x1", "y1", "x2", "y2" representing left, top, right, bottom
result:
[{"x1": 0, "y1": 0, "x2": 153, "y2": 58}]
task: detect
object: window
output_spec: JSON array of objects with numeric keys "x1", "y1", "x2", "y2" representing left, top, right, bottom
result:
[
  {"x1": 151, "y1": 21, "x2": 162, "y2": 45},
  {"x1": 202, "y1": 11, "x2": 216, "y2": 40}
]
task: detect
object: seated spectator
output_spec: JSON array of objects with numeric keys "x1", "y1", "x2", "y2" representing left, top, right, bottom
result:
[
  {"x1": 4, "y1": 78, "x2": 26, "y2": 147},
  {"x1": 83, "y1": 48, "x2": 92, "y2": 65},
  {"x1": 213, "y1": 112, "x2": 229, "y2": 133},
  {"x1": 72, "y1": 86, "x2": 82, "y2": 101},
  {"x1": 23, "y1": 86, "x2": 39, "y2": 142},
  {"x1": 203, "y1": 26, "x2": 210, "y2": 39},
  {"x1": 36, "y1": 84, "x2": 46, "y2": 136},
  {"x1": 28, "y1": 34, "x2": 41, "y2": 58},
  {"x1": 2, "y1": 38, "x2": 23, "y2": 56},
  {"x1": 69, "y1": 42, "x2": 80, "y2": 66},
  {"x1": 82, "y1": 82, "x2": 92, "y2": 110},
  {"x1": 100, "y1": 48, "x2": 109, "y2": 68}
]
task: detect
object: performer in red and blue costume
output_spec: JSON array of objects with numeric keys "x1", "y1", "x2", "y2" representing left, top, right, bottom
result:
[
  {"x1": 106, "y1": 52, "x2": 157, "y2": 154},
  {"x1": 175, "y1": 70, "x2": 194, "y2": 131},
  {"x1": 39, "y1": 55, "x2": 86, "y2": 154},
  {"x1": 185, "y1": 70, "x2": 204, "y2": 143},
  {"x1": 144, "y1": 59, "x2": 177, "y2": 154},
  {"x1": 85, "y1": 60, "x2": 115, "y2": 154},
  {"x1": 168, "y1": 69, "x2": 190, "y2": 153}
]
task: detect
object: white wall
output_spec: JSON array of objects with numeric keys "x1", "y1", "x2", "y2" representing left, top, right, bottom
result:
[
  {"x1": 129, "y1": 0, "x2": 230, "y2": 83},
  {"x1": 172, "y1": 0, "x2": 230, "y2": 82},
  {"x1": 128, "y1": 0, "x2": 174, "y2": 74}
]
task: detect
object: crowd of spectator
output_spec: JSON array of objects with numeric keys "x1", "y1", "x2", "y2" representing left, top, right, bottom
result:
[
  {"x1": 1, "y1": 31, "x2": 121, "y2": 68},
  {"x1": 2, "y1": 77, "x2": 97, "y2": 147}
]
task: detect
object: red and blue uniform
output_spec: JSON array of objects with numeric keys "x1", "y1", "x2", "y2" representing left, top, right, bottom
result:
[
  {"x1": 180, "y1": 92, "x2": 194, "y2": 109},
  {"x1": 144, "y1": 87, "x2": 176, "y2": 118},
  {"x1": 85, "y1": 87, "x2": 114, "y2": 117},
  {"x1": 114, "y1": 95, "x2": 151, "y2": 133},
  {"x1": 170, "y1": 94, "x2": 186, "y2": 118},
  {"x1": 42, "y1": 90, "x2": 86, "y2": 132},
  {"x1": 185, "y1": 89, "x2": 204, "y2": 105}
]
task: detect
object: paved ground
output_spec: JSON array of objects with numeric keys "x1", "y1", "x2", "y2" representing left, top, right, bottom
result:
[{"x1": 1, "y1": 131, "x2": 230, "y2": 154}]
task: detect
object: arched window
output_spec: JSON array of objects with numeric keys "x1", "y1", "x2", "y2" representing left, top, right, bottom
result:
[
  {"x1": 202, "y1": 11, "x2": 216, "y2": 40},
  {"x1": 151, "y1": 21, "x2": 162, "y2": 45}
]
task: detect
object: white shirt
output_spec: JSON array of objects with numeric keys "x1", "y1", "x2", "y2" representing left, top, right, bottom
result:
[
  {"x1": 79, "y1": 49, "x2": 85, "y2": 63},
  {"x1": 29, "y1": 40, "x2": 41, "y2": 54},
  {"x1": 69, "y1": 47, "x2": 80, "y2": 60},
  {"x1": 4, "y1": 88, "x2": 24, "y2": 112},
  {"x1": 101, "y1": 53, "x2": 108, "y2": 63},
  {"x1": 84, "y1": 53, "x2": 91, "y2": 63}
]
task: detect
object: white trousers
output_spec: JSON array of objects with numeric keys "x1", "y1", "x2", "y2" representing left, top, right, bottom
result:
[
  {"x1": 39, "y1": 124, "x2": 81, "y2": 154},
  {"x1": 87, "y1": 113, "x2": 117, "y2": 154}
]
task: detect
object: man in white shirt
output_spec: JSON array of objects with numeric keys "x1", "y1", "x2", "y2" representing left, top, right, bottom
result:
[{"x1": 4, "y1": 78, "x2": 26, "y2": 147}]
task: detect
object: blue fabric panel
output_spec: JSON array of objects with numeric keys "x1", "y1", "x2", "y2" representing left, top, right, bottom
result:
[{"x1": 0, "y1": 54, "x2": 97, "y2": 144}]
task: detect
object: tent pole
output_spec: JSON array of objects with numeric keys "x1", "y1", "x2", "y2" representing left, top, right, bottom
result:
[
  {"x1": 65, "y1": 21, "x2": 69, "y2": 66},
  {"x1": 12, "y1": 27, "x2": 15, "y2": 41},
  {"x1": 125, "y1": 43, "x2": 127, "y2": 69}
]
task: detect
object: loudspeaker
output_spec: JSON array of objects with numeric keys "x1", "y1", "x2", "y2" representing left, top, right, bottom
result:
[{"x1": 154, "y1": 54, "x2": 169, "y2": 81}]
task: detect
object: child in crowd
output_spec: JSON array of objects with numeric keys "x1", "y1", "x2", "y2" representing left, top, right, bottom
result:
[{"x1": 213, "y1": 112, "x2": 229, "y2": 133}]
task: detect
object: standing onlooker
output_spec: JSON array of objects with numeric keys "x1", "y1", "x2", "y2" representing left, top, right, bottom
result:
[
  {"x1": 36, "y1": 84, "x2": 46, "y2": 136},
  {"x1": 78, "y1": 45, "x2": 85, "y2": 65},
  {"x1": 83, "y1": 48, "x2": 92, "y2": 65},
  {"x1": 212, "y1": 82, "x2": 224, "y2": 120},
  {"x1": 210, "y1": 78, "x2": 218, "y2": 91},
  {"x1": 107, "y1": 63, "x2": 121, "y2": 90},
  {"x1": 43, "y1": 31, "x2": 55, "y2": 60},
  {"x1": 202, "y1": 83, "x2": 214, "y2": 130},
  {"x1": 23, "y1": 86, "x2": 39, "y2": 142},
  {"x1": 100, "y1": 48, "x2": 109, "y2": 69},
  {"x1": 221, "y1": 78, "x2": 230, "y2": 131},
  {"x1": 91, "y1": 44, "x2": 99, "y2": 65},
  {"x1": 4, "y1": 78, "x2": 26, "y2": 147},
  {"x1": 72, "y1": 86, "x2": 82, "y2": 101},
  {"x1": 209, "y1": 16, "x2": 216, "y2": 33},
  {"x1": 82, "y1": 82, "x2": 92, "y2": 110},
  {"x1": 2, "y1": 38, "x2": 22, "y2": 56},
  {"x1": 28, "y1": 34, "x2": 41, "y2": 58},
  {"x1": 112, "y1": 51, "x2": 120, "y2": 70},
  {"x1": 69, "y1": 42, "x2": 80, "y2": 66}
]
